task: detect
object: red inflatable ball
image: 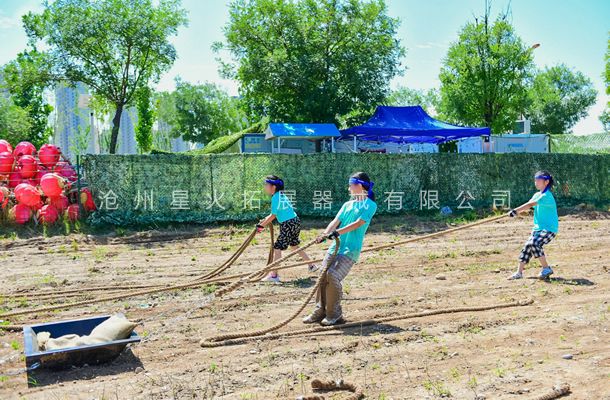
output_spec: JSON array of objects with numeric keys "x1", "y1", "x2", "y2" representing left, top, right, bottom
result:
[
  {"x1": 65, "y1": 203, "x2": 80, "y2": 221},
  {"x1": 0, "y1": 140, "x2": 12, "y2": 154},
  {"x1": 55, "y1": 161, "x2": 77, "y2": 181},
  {"x1": 49, "y1": 193, "x2": 69, "y2": 213},
  {"x1": 40, "y1": 173, "x2": 65, "y2": 198},
  {"x1": 38, "y1": 144, "x2": 62, "y2": 169},
  {"x1": 31, "y1": 200, "x2": 44, "y2": 212},
  {"x1": 14, "y1": 183, "x2": 41, "y2": 207},
  {"x1": 21, "y1": 178, "x2": 39, "y2": 187},
  {"x1": 0, "y1": 186, "x2": 8, "y2": 208},
  {"x1": 0, "y1": 152, "x2": 15, "y2": 174},
  {"x1": 9, "y1": 203, "x2": 32, "y2": 224},
  {"x1": 13, "y1": 141, "x2": 36, "y2": 158},
  {"x1": 38, "y1": 204, "x2": 59, "y2": 225},
  {"x1": 8, "y1": 171, "x2": 22, "y2": 188},
  {"x1": 79, "y1": 188, "x2": 96, "y2": 212},
  {"x1": 36, "y1": 168, "x2": 50, "y2": 181},
  {"x1": 18, "y1": 155, "x2": 38, "y2": 179}
]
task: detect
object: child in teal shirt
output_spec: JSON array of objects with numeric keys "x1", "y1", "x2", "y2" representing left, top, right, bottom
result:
[
  {"x1": 507, "y1": 170, "x2": 559, "y2": 280},
  {"x1": 303, "y1": 172, "x2": 377, "y2": 326},
  {"x1": 257, "y1": 175, "x2": 317, "y2": 282}
]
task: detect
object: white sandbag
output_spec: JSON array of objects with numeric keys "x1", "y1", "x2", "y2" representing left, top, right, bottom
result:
[
  {"x1": 36, "y1": 314, "x2": 137, "y2": 351},
  {"x1": 89, "y1": 314, "x2": 137, "y2": 342}
]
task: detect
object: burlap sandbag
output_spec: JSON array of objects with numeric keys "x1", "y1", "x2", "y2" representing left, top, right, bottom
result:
[
  {"x1": 89, "y1": 314, "x2": 137, "y2": 342},
  {"x1": 36, "y1": 314, "x2": 137, "y2": 351}
]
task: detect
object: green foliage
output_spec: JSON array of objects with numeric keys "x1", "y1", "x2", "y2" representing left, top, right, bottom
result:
[
  {"x1": 439, "y1": 7, "x2": 534, "y2": 133},
  {"x1": 194, "y1": 117, "x2": 269, "y2": 154},
  {"x1": 135, "y1": 86, "x2": 155, "y2": 153},
  {"x1": 606, "y1": 33, "x2": 610, "y2": 98},
  {"x1": 217, "y1": 0, "x2": 404, "y2": 124},
  {"x1": 550, "y1": 132, "x2": 610, "y2": 154},
  {"x1": 600, "y1": 109, "x2": 610, "y2": 132},
  {"x1": 385, "y1": 87, "x2": 439, "y2": 114},
  {"x1": 0, "y1": 97, "x2": 32, "y2": 144},
  {"x1": 23, "y1": 0, "x2": 188, "y2": 153},
  {"x1": 169, "y1": 78, "x2": 247, "y2": 144},
  {"x1": 527, "y1": 64, "x2": 597, "y2": 134},
  {"x1": 1, "y1": 49, "x2": 54, "y2": 147}
]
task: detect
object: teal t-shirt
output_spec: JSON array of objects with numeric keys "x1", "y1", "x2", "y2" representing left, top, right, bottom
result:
[
  {"x1": 531, "y1": 191, "x2": 558, "y2": 233},
  {"x1": 271, "y1": 191, "x2": 297, "y2": 223},
  {"x1": 327, "y1": 198, "x2": 377, "y2": 262}
]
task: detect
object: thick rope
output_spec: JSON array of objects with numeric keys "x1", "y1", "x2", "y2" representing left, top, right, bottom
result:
[
  {"x1": 273, "y1": 214, "x2": 509, "y2": 272},
  {"x1": 0, "y1": 226, "x2": 275, "y2": 323},
  {"x1": 212, "y1": 235, "x2": 325, "y2": 299},
  {"x1": 529, "y1": 384, "x2": 571, "y2": 400},
  {"x1": 201, "y1": 238, "x2": 339, "y2": 345},
  {"x1": 201, "y1": 299, "x2": 533, "y2": 347},
  {"x1": 0, "y1": 215, "x2": 506, "y2": 326},
  {"x1": 296, "y1": 379, "x2": 364, "y2": 400},
  {"x1": 2, "y1": 284, "x2": 163, "y2": 298}
]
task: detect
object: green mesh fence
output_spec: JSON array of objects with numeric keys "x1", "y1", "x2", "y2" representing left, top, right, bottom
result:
[
  {"x1": 81, "y1": 153, "x2": 610, "y2": 225},
  {"x1": 550, "y1": 133, "x2": 610, "y2": 154}
]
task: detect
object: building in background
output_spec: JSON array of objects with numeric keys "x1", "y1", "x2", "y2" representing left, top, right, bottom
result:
[
  {"x1": 117, "y1": 107, "x2": 138, "y2": 154},
  {"x1": 53, "y1": 82, "x2": 141, "y2": 157},
  {"x1": 53, "y1": 82, "x2": 97, "y2": 160}
]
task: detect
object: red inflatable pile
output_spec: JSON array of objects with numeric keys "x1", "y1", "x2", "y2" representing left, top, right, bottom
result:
[{"x1": 0, "y1": 140, "x2": 96, "y2": 225}]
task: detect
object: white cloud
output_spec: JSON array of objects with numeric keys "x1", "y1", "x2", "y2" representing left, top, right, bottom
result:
[
  {"x1": 0, "y1": 13, "x2": 20, "y2": 30},
  {"x1": 414, "y1": 41, "x2": 447, "y2": 50}
]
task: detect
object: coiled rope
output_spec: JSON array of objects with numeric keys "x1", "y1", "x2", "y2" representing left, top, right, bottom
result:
[
  {"x1": 529, "y1": 384, "x2": 571, "y2": 400},
  {"x1": 296, "y1": 379, "x2": 364, "y2": 400}
]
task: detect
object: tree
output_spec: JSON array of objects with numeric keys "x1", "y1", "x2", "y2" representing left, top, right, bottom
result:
[
  {"x1": 527, "y1": 65, "x2": 597, "y2": 134},
  {"x1": 606, "y1": 33, "x2": 610, "y2": 98},
  {"x1": 168, "y1": 79, "x2": 247, "y2": 144},
  {"x1": 438, "y1": 5, "x2": 535, "y2": 133},
  {"x1": 216, "y1": 0, "x2": 404, "y2": 124},
  {"x1": 601, "y1": 33, "x2": 609, "y2": 131},
  {"x1": 23, "y1": 0, "x2": 187, "y2": 153},
  {"x1": 385, "y1": 87, "x2": 439, "y2": 114},
  {"x1": 135, "y1": 86, "x2": 155, "y2": 153},
  {"x1": 0, "y1": 97, "x2": 32, "y2": 144},
  {"x1": 1, "y1": 49, "x2": 54, "y2": 148}
]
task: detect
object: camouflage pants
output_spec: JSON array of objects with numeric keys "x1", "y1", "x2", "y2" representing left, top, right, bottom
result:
[{"x1": 312, "y1": 253, "x2": 354, "y2": 320}]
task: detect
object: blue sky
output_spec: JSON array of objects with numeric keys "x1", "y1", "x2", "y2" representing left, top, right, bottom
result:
[{"x1": 1, "y1": 0, "x2": 608, "y2": 133}]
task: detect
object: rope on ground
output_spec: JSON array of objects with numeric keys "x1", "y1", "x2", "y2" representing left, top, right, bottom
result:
[
  {"x1": 529, "y1": 384, "x2": 571, "y2": 400},
  {"x1": 296, "y1": 379, "x2": 364, "y2": 400},
  {"x1": 0, "y1": 215, "x2": 507, "y2": 327},
  {"x1": 201, "y1": 239, "x2": 339, "y2": 345},
  {"x1": 200, "y1": 299, "x2": 533, "y2": 347},
  {"x1": 1, "y1": 284, "x2": 165, "y2": 299},
  {"x1": 0, "y1": 227, "x2": 274, "y2": 324}
]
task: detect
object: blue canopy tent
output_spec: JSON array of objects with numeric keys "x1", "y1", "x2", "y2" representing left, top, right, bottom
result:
[
  {"x1": 340, "y1": 106, "x2": 490, "y2": 147},
  {"x1": 265, "y1": 123, "x2": 341, "y2": 153}
]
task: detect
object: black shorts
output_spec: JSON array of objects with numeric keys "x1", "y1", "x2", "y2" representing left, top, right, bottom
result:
[{"x1": 274, "y1": 217, "x2": 301, "y2": 250}]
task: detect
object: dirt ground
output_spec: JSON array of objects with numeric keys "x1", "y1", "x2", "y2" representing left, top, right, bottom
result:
[{"x1": 0, "y1": 210, "x2": 608, "y2": 400}]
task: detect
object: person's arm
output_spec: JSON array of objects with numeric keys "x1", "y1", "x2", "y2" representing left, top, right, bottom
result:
[
  {"x1": 257, "y1": 214, "x2": 276, "y2": 231},
  {"x1": 336, "y1": 219, "x2": 366, "y2": 235},
  {"x1": 509, "y1": 195, "x2": 540, "y2": 217}
]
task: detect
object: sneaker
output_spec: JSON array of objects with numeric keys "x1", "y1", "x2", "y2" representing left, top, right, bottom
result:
[
  {"x1": 307, "y1": 264, "x2": 320, "y2": 273},
  {"x1": 320, "y1": 316, "x2": 345, "y2": 326},
  {"x1": 539, "y1": 267, "x2": 554, "y2": 280},
  {"x1": 263, "y1": 273, "x2": 281, "y2": 283},
  {"x1": 302, "y1": 313, "x2": 325, "y2": 324},
  {"x1": 507, "y1": 271, "x2": 523, "y2": 280}
]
